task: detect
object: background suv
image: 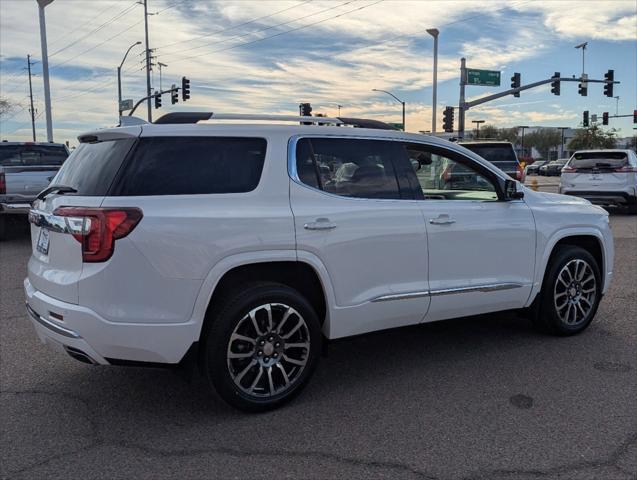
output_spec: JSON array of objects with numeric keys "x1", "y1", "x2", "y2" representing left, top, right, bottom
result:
[
  {"x1": 24, "y1": 113, "x2": 613, "y2": 411},
  {"x1": 459, "y1": 141, "x2": 525, "y2": 182},
  {"x1": 560, "y1": 149, "x2": 637, "y2": 212}
]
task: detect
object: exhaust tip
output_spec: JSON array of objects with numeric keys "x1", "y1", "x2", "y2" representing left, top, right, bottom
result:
[{"x1": 64, "y1": 346, "x2": 97, "y2": 365}]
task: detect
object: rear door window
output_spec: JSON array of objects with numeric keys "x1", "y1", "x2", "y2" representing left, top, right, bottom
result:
[
  {"x1": 52, "y1": 139, "x2": 135, "y2": 195},
  {"x1": 0, "y1": 145, "x2": 68, "y2": 166},
  {"x1": 294, "y1": 138, "x2": 405, "y2": 200},
  {"x1": 113, "y1": 137, "x2": 267, "y2": 196}
]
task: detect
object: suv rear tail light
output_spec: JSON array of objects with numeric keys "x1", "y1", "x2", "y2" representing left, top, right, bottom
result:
[
  {"x1": 52, "y1": 207, "x2": 142, "y2": 262},
  {"x1": 561, "y1": 166, "x2": 577, "y2": 173},
  {"x1": 0, "y1": 172, "x2": 5, "y2": 194},
  {"x1": 614, "y1": 165, "x2": 637, "y2": 173}
]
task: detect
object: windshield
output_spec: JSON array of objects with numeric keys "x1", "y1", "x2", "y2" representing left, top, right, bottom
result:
[
  {"x1": 571, "y1": 152, "x2": 628, "y2": 169},
  {"x1": 0, "y1": 144, "x2": 68, "y2": 166},
  {"x1": 462, "y1": 144, "x2": 518, "y2": 163}
]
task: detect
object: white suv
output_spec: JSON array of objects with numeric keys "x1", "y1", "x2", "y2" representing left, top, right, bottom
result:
[
  {"x1": 25, "y1": 113, "x2": 614, "y2": 411},
  {"x1": 560, "y1": 149, "x2": 637, "y2": 212}
]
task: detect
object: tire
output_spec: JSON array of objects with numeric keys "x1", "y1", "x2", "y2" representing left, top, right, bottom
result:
[
  {"x1": 531, "y1": 246, "x2": 602, "y2": 336},
  {"x1": 202, "y1": 282, "x2": 322, "y2": 412}
]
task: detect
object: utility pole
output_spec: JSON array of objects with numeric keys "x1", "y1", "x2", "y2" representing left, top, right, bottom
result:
[
  {"x1": 27, "y1": 55, "x2": 37, "y2": 142},
  {"x1": 557, "y1": 127, "x2": 568, "y2": 159},
  {"x1": 37, "y1": 0, "x2": 54, "y2": 142},
  {"x1": 143, "y1": 0, "x2": 152, "y2": 122}
]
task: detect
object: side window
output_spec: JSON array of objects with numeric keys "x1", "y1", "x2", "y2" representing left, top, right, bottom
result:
[
  {"x1": 114, "y1": 137, "x2": 266, "y2": 196},
  {"x1": 294, "y1": 138, "x2": 404, "y2": 200},
  {"x1": 406, "y1": 144, "x2": 499, "y2": 201}
]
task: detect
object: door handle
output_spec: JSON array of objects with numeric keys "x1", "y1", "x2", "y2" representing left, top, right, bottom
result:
[
  {"x1": 429, "y1": 214, "x2": 455, "y2": 225},
  {"x1": 304, "y1": 218, "x2": 337, "y2": 230}
]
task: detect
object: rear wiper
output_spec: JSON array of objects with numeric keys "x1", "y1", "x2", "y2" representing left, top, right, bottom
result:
[{"x1": 36, "y1": 184, "x2": 77, "y2": 200}]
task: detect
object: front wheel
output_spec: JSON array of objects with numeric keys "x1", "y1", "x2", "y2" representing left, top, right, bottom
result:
[
  {"x1": 532, "y1": 246, "x2": 602, "y2": 335},
  {"x1": 202, "y1": 282, "x2": 322, "y2": 412}
]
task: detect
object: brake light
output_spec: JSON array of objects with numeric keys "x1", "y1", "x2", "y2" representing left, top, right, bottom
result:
[
  {"x1": 52, "y1": 207, "x2": 142, "y2": 262},
  {"x1": 0, "y1": 173, "x2": 5, "y2": 195},
  {"x1": 614, "y1": 165, "x2": 637, "y2": 173},
  {"x1": 516, "y1": 164, "x2": 524, "y2": 181},
  {"x1": 562, "y1": 166, "x2": 577, "y2": 173}
]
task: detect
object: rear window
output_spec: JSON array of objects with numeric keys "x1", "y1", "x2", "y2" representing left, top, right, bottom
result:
[
  {"x1": 52, "y1": 138, "x2": 135, "y2": 195},
  {"x1": 571, "y1": 151, "x2": 628, "y2": 169},
  {"x1": 462, "y1": 144, "x2": 517, "y2": 163},
  {"x1": 113, "y1": 137, "x2": 266, "y2": 196},
  {"x1": 0, "y1": 144, "x2": 68, "y2": 166}
]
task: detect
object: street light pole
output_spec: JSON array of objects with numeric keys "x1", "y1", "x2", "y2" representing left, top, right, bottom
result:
[
  {"x1": 118, "y1": 41, "x2": 141, "y2": 118},
  {"x1": 372, "y1": 88, "x2": 406, "y2": 131},
  {"x1": 613, "y1": 96, "x2": 620, "y2": 116},
  {"x1": 158, "y1": 62, "x2": 167, "y2": 91},
  {"x1": 557, "y1": 127, "x2": 568, "y2": 158},
  {"x1": 426, "y1": 28, "x2": 439, "y2": 133},
  {"x1": 37, "y1": 0, "x2": 54, "y2": 142},
  {"x1": 575, "y1": 42, "x2": 588, "y2": 76}
]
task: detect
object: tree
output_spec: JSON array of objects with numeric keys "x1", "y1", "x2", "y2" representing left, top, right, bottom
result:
[
  {"x1": 568, "y1": 125, "x2": 618, "y2": 150},
  {"x1": 473, "y1": 124, "x2": 498, "y2": 139},
  {"x1": 0, "y1": 97, "x2": 16, "y2": 117},
  {"x1": 498, "y1": 127, "x2": 519, "y2": 144},
  {"x1": 524, "y1": 128, "x2": 562, "y2": 159}
]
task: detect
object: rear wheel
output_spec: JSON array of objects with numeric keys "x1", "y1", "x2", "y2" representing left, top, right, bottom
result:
[
  {"x1": 531, "y1": 246, "x2": 602, "y2": 335},
  {"x1": 203, "y1": 282, "x2": 322, "y2": 412}
]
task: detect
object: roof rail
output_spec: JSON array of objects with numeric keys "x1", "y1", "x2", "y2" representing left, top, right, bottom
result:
[
  {"x1": 154, "y1": 112, "x2": 344, "y2": 125},
  {"x1": 153, "y1": 112, "x2": 399, "y2": 130}
]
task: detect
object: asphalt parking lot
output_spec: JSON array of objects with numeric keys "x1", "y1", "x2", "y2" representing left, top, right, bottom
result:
[{"x1": 1, "y1": 187, "x2": 636, "y2": 479}]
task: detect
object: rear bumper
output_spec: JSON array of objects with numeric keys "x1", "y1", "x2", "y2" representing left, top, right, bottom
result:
[
  {"x1": 24, "y1": 278, "x2": 198, "y2": 365},
  {"x1": 560, "y1": 190, "x2": 637, "y2": 206},
  {"x1": 0, "y1": 202, "x2": 31, "y2": 214}
]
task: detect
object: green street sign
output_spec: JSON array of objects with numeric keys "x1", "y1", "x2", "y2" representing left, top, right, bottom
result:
[{"x1": 467, "y1": 69, "x2": 501, "y2": 86}]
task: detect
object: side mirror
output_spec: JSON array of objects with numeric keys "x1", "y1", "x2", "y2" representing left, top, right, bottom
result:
[{"x1": 504, "y1": 179, "x2": 524, "y2": 200}]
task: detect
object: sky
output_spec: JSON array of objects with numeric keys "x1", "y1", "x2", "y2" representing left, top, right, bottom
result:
[{"x1": 0, "y1": 0, "x2": 635, "y2": 144}]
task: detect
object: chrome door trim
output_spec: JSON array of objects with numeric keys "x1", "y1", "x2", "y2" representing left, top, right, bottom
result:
[
  {"x1": 371, "y1": 283, "x2": 523, "y2": 302},
  {"x1": 371, "y1": 291, "x2": 431, "y2": 302}
]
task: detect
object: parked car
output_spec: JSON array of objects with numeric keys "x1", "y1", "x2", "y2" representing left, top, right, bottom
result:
[
  {"x1": 539, "y1": 158, "x2": 569, "y2": 176},
  {"x1": 525, "y1": 160, "x2": 548, "y2": 175},
  {"x1": 560, "y1": 149, "x2": 637, "y2": 212},
  {"x1": 0, "y1": 141, "x2": 69, "y2": 239},
  {"x1": 459, "y1": 141, "x2": 525, "y2": 182},
  {"x1": 25, "y1": 113, "x2": 613, "y2": 411}
]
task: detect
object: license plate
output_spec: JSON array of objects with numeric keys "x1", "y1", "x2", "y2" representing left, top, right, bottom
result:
[{"x1": 36, "y1": 228, "x2": 50, "y2": 255}]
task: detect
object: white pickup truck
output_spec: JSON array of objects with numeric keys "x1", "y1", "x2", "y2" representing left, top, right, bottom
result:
[{"x1": 0, "y1": 141, "x2": 69, "y2": 240}]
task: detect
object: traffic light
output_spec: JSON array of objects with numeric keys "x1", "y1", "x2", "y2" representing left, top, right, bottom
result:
[
  {"x1": 442, "y1": 106, "x2": 454, "y2": 132},
  {"x1": 578, "y1": 74, "x2": 588, "y2": 96},
  {"x1": 154, "y1": 91, "x2": 161, "y2": 109},
  {"x1": 171, "y1": 84, "x2": 178, "y2": 105},
  {"x1": 583, "y1": 110, "x2": 589, "y2": 127},
  {"x1": 603, "y1": 69, "x2": 614, "y2": 97},
  {"x1": 181, "y1": 76, "x2": 190, "y2": 101},
  {"x1": 550, "y1": 72, "x2": 560, "y2": 96},
  {"x1": 299, "y1": 103, "x2": 312, "y2": 116},
  {"x1": 602, "y1": 112, "x2": 609, "y2": 125},
  {"x1": 510, "y1": 72, "x2": 521, "y2": 97}
]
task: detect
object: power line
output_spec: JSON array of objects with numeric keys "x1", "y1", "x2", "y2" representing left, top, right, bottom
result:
[
  {"x1": 156, "y1": 0, "x2": 313, "y2": 50},
  {"x1": 167, "y1": 0, "x2": 384, "y2": 65},
  {"x1": 49, "y1": 1, "x2": 139, "y2": 59},
  {"x1": 51, "y1": 19, "x2": 144, "y2": 70},
  {"x1": 48, "y1": 0, "x2": 121, "y2": 47},
  {"x1": 160, "y1": 0, "x2": 356, "y2": 58}
]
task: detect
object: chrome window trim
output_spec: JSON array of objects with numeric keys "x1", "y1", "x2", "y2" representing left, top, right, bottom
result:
[
  {"x1": 26, "y1": 303, "x2": 81, "y2": 338},
  {"x1": 371, "y1": 283, "x2": 523, "y2": 302},
  {"x1": 286, "y1": 134, "x2": 509, "y2": 200}
]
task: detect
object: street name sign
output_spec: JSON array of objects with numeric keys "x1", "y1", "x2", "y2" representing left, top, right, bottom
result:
[
  {"x1": 120, "y1": 99, "x2": 134, "y2": 111},
  {"x1": 467, "y1": 69, "x2": 501, "y2": 86}
]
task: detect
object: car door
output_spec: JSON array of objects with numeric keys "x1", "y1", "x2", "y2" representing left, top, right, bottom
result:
[
  {"x1": 289, "y1": 136, "x2": 430, "y2": 339},
  {"x1": 404, "y1": 141, "x2": 536, "y2": 322}
]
